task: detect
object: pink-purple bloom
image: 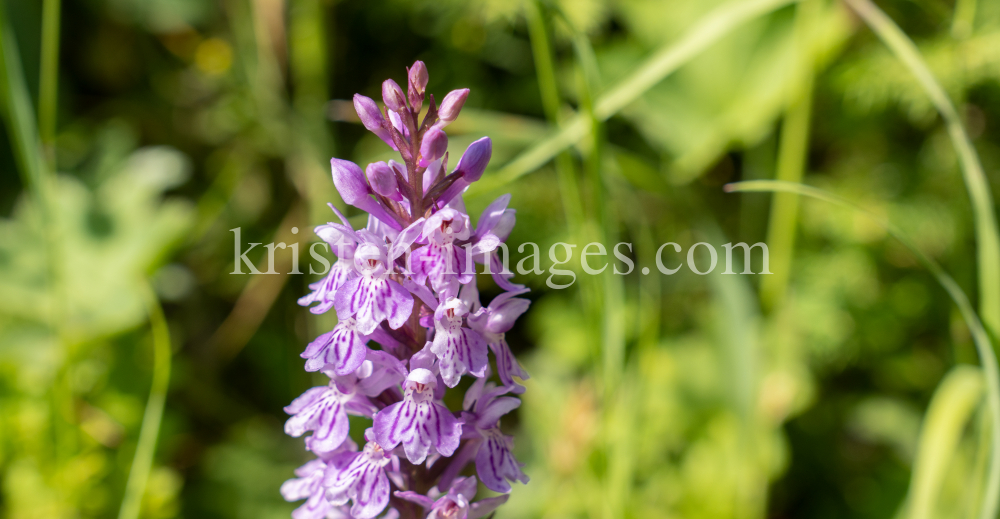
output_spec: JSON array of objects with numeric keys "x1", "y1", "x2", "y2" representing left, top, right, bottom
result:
[
  {"x1": 284, "y1": 379, "x2": 377, "y2": 455},
  {"x1": 430, "y1": 297, "x2": 489, "y2": 388},
  {"x1": 324, "y1": 429, "x2": 399, "y2": 519},
  {"x1": 374, "y1": 368, "x2": 463, "y2": 463},
  {"x1": 395, "y1": 476, "x2": 508, "y2": 519},
  {"x1": 284, "y1": 62, "x2": 528, "y2": 519},
  {"x1": 460, "y1": 377, "x2": 529, "y2": 493}
]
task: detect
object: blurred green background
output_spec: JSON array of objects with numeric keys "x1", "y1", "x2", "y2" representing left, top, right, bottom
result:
[{"x1": 3, "y1": 0, "x2": 1000, "y2": 518}]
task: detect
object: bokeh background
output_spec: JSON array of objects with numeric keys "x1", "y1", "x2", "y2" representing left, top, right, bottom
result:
[{"x1": 3, "y1": 0, "x2": 1000, "y2": 518}]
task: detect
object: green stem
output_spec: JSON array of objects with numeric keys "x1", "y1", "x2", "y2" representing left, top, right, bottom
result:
[
  {"x1": 0, "y1": 2, "x2": 51, "y2": 202},
  {"x1": 118, "y1": 282, "x2": 173, "y2": 519},
  {"x1": 524, "y1": 0, "x2": 585, "y2": 232},
  {"x1": 759, "y1": 88, "x2": 811, "y2": 310},
  {"x1": 844, "y1": 0, "x2": 1000, "y2": 347},
  {"x1": 727, "y1": 179, "x2": 1000, "y2": 519},
  {"x1": 760, "y1": 0, "x2": 816, "y2": 311},
  {"x1": 39, "y1": 0, "x2": 60, "y2": 161}
]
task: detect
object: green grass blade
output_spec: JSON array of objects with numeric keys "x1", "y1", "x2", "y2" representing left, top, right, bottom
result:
[
  {"x1": 844, "y1": 0, "x2": 1000, "y2": 347},
  {"x1": 0, "y1": 2, "x2": 51, "y2": 205},
  {"x1": 906, "y1": 365, "x2": 983, "y2": 519},
  {"x1": 467, "y1": 0, "x2": 798, "y2": 198},
  {"x1": 524, "y1": 0, "x2": 585, "y2": 232},
  {"x1": 725, "y1": 179, "x2": 1000, "y2": 519},
  {"x1": 759, "y1": 0, "x2": 818, "y2": 311},
  {"x1": 0, "y1": 0, "x2": 65, "y2": 338},
  {"x1": 118, "y1": 281, "x2": 173, "y2": 519},
  {"x1": 39, "y1": 0, "x2": 60, "y2": 160},
  {"x1": 592, "y1": 0, "x2": 793, "y2": 120}
]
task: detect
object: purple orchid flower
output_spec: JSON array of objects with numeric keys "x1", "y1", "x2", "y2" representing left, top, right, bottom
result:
[
  {"x1": 280, "y1": 458, "x2": 335, "y2": 519},
  {"x1": 284, "y1": 378, "x2": 377, "y2": 454},
  {"x1": 282, "y1": 436, "x2": 362, "y2": 518},
  {"x1": 409, "y1": 208, "x2": 474, "y2": 293},
  {"x1": 298, "y1": 206, "x2": 360, "y2": 315},
  {"x1": 334, "y1": 219, "x2": 424, "y2": 335},
  {"x1": 301, "y1": 317, "x2": 369, "y2": 375},
  {"x1": 465, "y1": 286, "x2": 531, "y2": 393},
  {"x1": 430, "y1": 296, "x2": 488, "y2": 388},
  {"x1": 324, "y1": 428, "x2": 399, "y2": 519},
  {"x1": 374, "y1": 368, "x2": 463, "y2": 464},
  {"x1": 331, "y1": 348, "x2": 408, "y2": 399},
  {"x1": 331, "y1": 158, "x2": 403, "y2": 231},
  {"x1": 395, "y1": 476, "x2": 508, "y2": 519},
  {"x1": 454, "y1": 378, "x2": 529, "y2": 493}
]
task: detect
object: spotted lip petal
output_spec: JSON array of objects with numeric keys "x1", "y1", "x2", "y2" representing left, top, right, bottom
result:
[
  {"x1": 334, "y1": 276, "x2": 414, "y2": 335},
  {"x1": 474, "y1": 428, "x2": 529, "y2": 493},
  {"x1": 281, "y1": 459, "x2": 333, "y2": 519},
  {"x1": 324, "y1": 435, "x2": 395, "y2": 519},
  {"x1": 283, "y1": 386, "x2": 352, "y2": 453},
  {"x1": 490, "y1": 339, "x2": 529, "y2": 393},
  {"x1": 429, "y1": 300, "x2": 488, "y2": 387},
  {"x1": 297, "y1": 260, "x2": 357, "y2": 315},
  {"x1": 301, "y1": 319, "x2": 369, "y2": 375},
  {"x1": 409, "y1": 242, "x2": 474, "y2": 293},
  {"x1": 374, "y1": 370, "x2": 463, "y2": 464}
]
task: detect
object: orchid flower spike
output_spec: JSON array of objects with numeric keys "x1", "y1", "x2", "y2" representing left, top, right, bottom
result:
[{"x1": 285, "y1": 62, "x2": 529, "y2": 519}]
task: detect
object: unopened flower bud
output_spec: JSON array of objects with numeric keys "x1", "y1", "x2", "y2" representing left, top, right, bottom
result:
[
  {"x1": 366, "y1": 161, "x2": 402, "y2": 201},
  {"x1": 382, "y1": 79, "x2": 407, "y2": 112},
  {"x1": 436, "y1": 89, "x2": 469, "y2": 127},
  {"x1": 331, "y1": 158, "x2": 402, "y2": 230},
  {"x1": 419, "y1": 127, "x2": 448, "y2": 168},
  {"x1": 408, "y1": 61, "x2": 428, "y2": 93},
  {"x1": 454, "y1": 137, "x2": 491, "y2": 182},
  {"x1": 353, "y1": 94, "x2": 384, "y2": 131},
  {"x1": 433, "y1": 137, "x2": 493, "y2": 206},
  {"x1": 331, "y1": 158, "x2": 371, "y2": 205},
  {"x1": 408, "y1": 61, "x2": 428, "y2": 112},
  {"x1": 354, "y1": 94, "x2": 397, "y2": 150}
]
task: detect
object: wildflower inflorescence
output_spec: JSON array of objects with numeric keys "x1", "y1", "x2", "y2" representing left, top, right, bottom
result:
[{"x1": 281, "y1": 61, "x2": 529, "y2": 519}]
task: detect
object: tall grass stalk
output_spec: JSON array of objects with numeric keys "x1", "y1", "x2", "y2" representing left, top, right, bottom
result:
[
  {"x1": 726, "y1": 180, "x2": 1000, "y2": 519},
  {"x1": 524, "y1": 0, "x2": 585, "y2": 231},
  {"x1": 760, "y1": 0, "x2": 818, "y2": 311},
  {"x1": 525, "y1": 5, "x2": 632, "y2": 516},
  {"x1": 843, "y1": 0, "x2": 1000, "y2": 346},
  {"x1": 39, "y1": 0, "x2": 60, "y2": 162},
  {"x1": 118, "y1": 282, "x2": 173, "y2": 519}
]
